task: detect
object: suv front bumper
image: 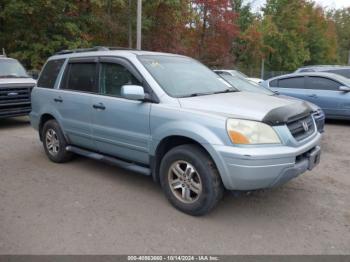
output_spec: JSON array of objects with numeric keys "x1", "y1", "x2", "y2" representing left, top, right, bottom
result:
[{"x1": 211, "y1": 132, "x2": 322, "y2": 190}]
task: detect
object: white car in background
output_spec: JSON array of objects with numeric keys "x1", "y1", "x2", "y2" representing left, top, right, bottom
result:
[{"x1": 214, "y1": 69, "x2": 263, "y2": 84}]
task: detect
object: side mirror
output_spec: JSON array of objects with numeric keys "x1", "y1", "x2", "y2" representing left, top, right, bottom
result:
[
  {"x1": 121, "y1": 85, "x2": 145, "y2": 101},
  {"x1": 339, "y1": 86, "x2": 350, "y2": 92}
]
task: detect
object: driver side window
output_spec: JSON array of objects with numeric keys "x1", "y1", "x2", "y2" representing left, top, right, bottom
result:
[{"x1": 99, "y1": 63, "x2": 141, "y2": 97}]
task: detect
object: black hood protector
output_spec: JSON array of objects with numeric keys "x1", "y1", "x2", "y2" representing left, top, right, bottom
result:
[{"x1": 263, "y1": 101, "x2": 313, "y2": 125}]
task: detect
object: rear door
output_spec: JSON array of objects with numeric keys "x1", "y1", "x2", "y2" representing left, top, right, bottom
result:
[
  {"x1": 57, "y1": 57, "x2": 98, "y2": 150},
  {"x1": 91, "y1": 57, "x2": 151, "y2": 164},
  {"x1": 33, "y1": 59, "x2": 66, "y2": 124},
  {"x1": 304, "y1": 76, "x2": 348, "y2": 117}
]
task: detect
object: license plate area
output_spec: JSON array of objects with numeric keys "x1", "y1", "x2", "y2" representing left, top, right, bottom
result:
[{"x1": 307, "y1": 146, "x2": 321, "y2": 170}]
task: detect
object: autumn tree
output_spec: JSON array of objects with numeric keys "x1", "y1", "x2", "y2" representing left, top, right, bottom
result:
[
  {"x1": 189, "y1": 0, "x2": 239, "y2": 67},
  {"x1": 142, "y1": 0, "x2": 190, "y2": 54}
]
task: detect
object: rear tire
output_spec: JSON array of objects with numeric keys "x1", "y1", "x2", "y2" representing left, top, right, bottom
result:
[
  {"x1": 42, "y1": 120, "x2": 73, "y2": 163},
  {"x1": 160, "y1": 144, "x2": 224, "y2": 216}
]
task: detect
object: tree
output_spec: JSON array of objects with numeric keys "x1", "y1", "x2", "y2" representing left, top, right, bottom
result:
[
  {"x1": 303, "y1": 2, "x2": 338, "y2": 65},
  {"x1": 142, "y1": 0, "x2": 190, "y2": 54},
  {"x1": 190, "y1": 0, "x2": 239, "y2": 66},
  {"x1": 0, "y1": 0, "x2": 95, "y2": 69},
  {"x1": 329, "y1": 7, "x2": 350, "y2": 64}
]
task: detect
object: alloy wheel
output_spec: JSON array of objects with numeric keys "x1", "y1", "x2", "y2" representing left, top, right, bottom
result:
[
  {"x1": 45, "y1": 128, "x2": 60, "y2": 156},
  {"x1": 168, "y1": 160, "x2": 202, "y2": 204}
]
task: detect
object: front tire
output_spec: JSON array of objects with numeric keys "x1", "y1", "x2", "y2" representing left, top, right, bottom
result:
[
  {"x1": 42, "y1": 120, "x2": 73, "y2": 163},
  {"x1": 160, "y1": 144, "x2": 224, "y2": 216}
]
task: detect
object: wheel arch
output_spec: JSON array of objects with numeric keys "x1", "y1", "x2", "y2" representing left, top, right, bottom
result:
[{"x1": 151, "y1": 135, "x2": 220, "y2": 184}]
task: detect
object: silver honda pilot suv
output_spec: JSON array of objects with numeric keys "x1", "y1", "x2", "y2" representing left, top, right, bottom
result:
[{"x1": 30, "y1": 47, "x2": 322, "y2": 215}]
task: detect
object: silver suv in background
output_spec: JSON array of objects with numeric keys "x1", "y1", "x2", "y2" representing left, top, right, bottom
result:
[
  {"x1": 295, "y1": 65, "x2": 350, "y2": 79},
  {"x1": 0, "y1": 55, "x2": 36, "y2": 118},
  {"x1": 30, "y1": 47, "x2": 322, "y2": 215}
]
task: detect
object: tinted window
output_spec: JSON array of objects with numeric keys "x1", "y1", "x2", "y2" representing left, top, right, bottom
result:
[
  {"x1": 278, "y1": 77, "x2": 304, "y2": 89},
  {"x1": 62, "y1": 63, "x2": 97, "y2": 93},
  {"x1": 269, "y1": 79, "x2": 278, "y2": 87},
  {"x1": 37, "y1": 59, "x2": 65, "y2": 88},
  {"x1": 99, "y1": 63, "x2": 141, "y2": 97},
  {"x1": 305, "y1": 77, "x2": 341, "y2": 91}
]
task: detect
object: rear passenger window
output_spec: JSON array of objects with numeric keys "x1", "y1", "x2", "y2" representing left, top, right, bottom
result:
[
  {"x1": 99, "y1": 63, "x2": 141, "y2": 97},
  {"x1": 278, "y1": 77, "x2": 304, "y2": 89},
  {"x1": 37, "y1": 59, "x2": 65, "y2": 88},
  {"x1": 305, "y1": 77, "x2": 341, "y2": 91},
  {"x1": 62, "y1": 63, "x2": 97, "y2": 93}
]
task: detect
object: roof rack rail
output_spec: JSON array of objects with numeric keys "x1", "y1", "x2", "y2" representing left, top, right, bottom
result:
[{"x1": 55, "y1": 46, "x2": 136, "y2": 55}]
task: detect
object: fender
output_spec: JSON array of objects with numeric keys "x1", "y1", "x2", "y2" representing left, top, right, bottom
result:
[{"x1": 150, "y1": 120, "x2": 227, "y2": 155}]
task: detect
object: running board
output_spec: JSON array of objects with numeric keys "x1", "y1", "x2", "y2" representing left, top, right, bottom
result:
[{"x1": 66, "y1": 145, "x2": 151, "y2": 176}]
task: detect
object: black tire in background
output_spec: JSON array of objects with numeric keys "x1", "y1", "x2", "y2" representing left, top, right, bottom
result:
[
  {"x1": 160, "y1": 144, "x2": 224, "y2": 216},
  {"x1": 42, "y1": 119, "x2": 73, "y2": 163}
]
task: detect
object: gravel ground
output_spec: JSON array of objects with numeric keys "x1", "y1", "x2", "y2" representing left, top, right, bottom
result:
[{"x1": 0, "y1": 117, "x2": 349, "y2": 254}]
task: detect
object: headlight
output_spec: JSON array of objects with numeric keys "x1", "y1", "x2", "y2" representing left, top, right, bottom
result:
[{"x1": 226, "y1": 119, "x2": 281, "y2": 145}]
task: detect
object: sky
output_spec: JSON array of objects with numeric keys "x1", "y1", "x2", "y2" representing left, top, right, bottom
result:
[{"x1": 251, "y1": 0, "x2": 350, "y2": 11}]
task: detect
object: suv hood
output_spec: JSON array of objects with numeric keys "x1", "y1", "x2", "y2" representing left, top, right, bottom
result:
[
  {"x1": 178, "y1": 92, "x2": 312, "y2": 125},
  {"x1": 0, "y1": 78, "x2": 36, "y2": 87}
]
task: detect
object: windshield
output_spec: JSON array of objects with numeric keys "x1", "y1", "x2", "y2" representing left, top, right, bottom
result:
[
  {"x1": 326, "y1": 69, "x2": 350, "y2": 79},
  {"x1": 230, "y1": 70, "x2": 248, "y2": 79},
  {"x1": 0, "y1": 59, "x2": 29, "y2": 78},
  {"x1": 138, "y1": 55, "x2": 237, "y2": 97},
  {"x1": 218, "y1": 73, "x2": 274, "y2": 96}
]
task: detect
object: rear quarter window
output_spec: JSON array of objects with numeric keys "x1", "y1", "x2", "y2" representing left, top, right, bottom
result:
[{"x1": 37, "y1": 59, "x2": 65, "y2": 88}]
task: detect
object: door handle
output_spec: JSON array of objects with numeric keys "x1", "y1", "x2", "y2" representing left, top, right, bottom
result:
[
  {"x1": 93, "y1": 103, "x2": 106, "y2": 110},
  {"x1": 308, "y1": 94, "x2": 318, "y2": 98},
  {"x1": 54, "y1": 97, "x2": 63, "y2": 103}
]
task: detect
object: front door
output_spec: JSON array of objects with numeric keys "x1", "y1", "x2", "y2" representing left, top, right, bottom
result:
[
  {"x1": 91, "y1": 57, "x2": 151, "y2": 164},
  {"x1": 304, "y1": 76, "x2": 346, "y2": 117}
]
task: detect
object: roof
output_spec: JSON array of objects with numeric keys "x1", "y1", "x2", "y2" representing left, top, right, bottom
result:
[
  {"x1": 299, "y1": 65, "x2": 350, "y2": 69},
  {"x1": 49, "y1": 46, "x2": 183, "y2": 60},
  {"x1": 266, "y1": 71, "x2": 350, "y2": 85}
]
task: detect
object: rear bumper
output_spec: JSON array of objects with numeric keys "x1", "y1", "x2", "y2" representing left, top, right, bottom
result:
[{"x1": 211, "y1": 132, "x2": 322, "y2": 190}]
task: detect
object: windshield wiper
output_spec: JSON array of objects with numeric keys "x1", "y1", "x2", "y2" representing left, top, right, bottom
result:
[
  {"x1": 213, "y1": 89, "x2": 237, "y2": 94},
  {"x1": 179, "y1": 92, "x2": 214, "y2": 98},
  {"x1": 179, "y1": 89, "x2": 237, "y2": 98}
]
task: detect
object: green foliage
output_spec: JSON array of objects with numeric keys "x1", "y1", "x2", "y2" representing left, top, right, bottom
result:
[
  {"x1": 329, "y1": 7, "x2": 350, "y2": 64},
  {"x1": 0, "y1": 0, "x2": 348, "y2": 72},
  {"x1": 235, "y1": 0, "x2": 341, "y2": 73}
]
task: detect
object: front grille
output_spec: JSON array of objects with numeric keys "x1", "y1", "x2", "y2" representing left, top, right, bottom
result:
[
  {"x1": 0, "y1": 86, "x2": 33, "y2": 116},
  {"x1": 287, "y1": 114, "x2": 315, "y2": 141}
]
